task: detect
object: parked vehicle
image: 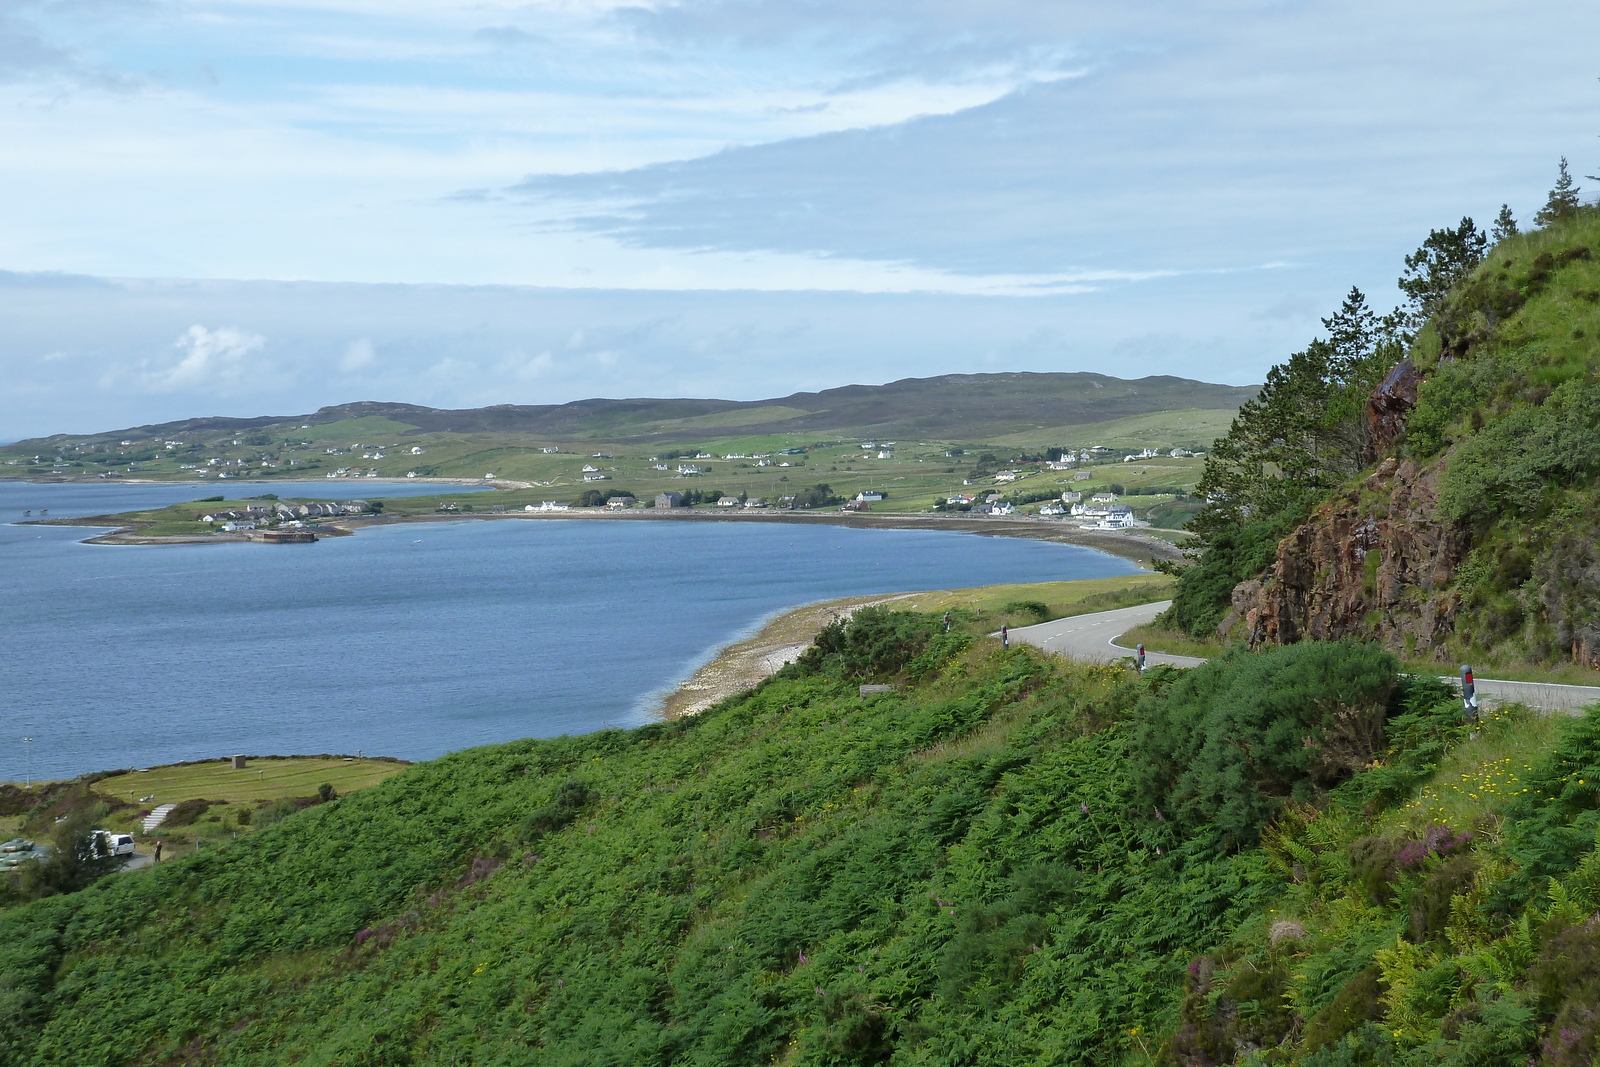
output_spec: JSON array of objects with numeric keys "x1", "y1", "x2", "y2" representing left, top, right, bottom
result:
[{"x1": 92, "y1": 830, "x2": 137, "y2": 857}]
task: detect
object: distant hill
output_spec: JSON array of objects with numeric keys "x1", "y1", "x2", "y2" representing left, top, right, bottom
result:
[{"x1": 13, "y1": 372, "x2": 1256, "y2": 447}]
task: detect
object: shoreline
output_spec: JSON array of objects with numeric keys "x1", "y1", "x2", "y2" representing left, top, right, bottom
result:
[
  {"x1": 31, "y1": 507, "x2": 1186, "y2": 565},
  {"x1": 657, "y1": 593, "x2": 915, "y2": 719}
]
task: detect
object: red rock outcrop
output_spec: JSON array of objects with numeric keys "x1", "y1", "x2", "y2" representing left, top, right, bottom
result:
[
  {"x1": 1365, "y1": 358, "x2": 1419, "y2": 462},
  {"x1": 1227, "y1": 457, "x2": 1470, "y2": 661}
]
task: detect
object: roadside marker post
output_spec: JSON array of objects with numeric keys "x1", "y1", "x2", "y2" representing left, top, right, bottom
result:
[{"x1": 1461, "y1": 665, "x2": 1479, "y2": 722}]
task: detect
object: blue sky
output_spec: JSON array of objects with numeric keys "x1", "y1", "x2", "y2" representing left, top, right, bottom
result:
[{"x1": 1, "y1": 0, "x2": 1595, "y2": 438}]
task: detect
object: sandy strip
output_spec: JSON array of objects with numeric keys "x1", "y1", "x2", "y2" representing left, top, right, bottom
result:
[{"x1": 659, "y1": 593, "x2": 914, "y2": 719}]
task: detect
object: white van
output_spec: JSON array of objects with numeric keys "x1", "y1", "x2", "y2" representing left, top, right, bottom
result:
[{"x1": 92, "y1": 830, "x2": 137, "y2": 857}]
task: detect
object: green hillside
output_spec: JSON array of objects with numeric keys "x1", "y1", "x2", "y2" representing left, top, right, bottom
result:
[
  {"x1": 5, "y1": 606, "x2": 1599, "y2": 1065},
  {"x1": 1162, "y1": 188, "x2": 1600, "y2": 678},
  {"x1": 0, "y1": 373, "x2": 1249, "y2": 493}
]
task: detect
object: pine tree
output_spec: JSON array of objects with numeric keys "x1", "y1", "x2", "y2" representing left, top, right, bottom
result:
[
  {"x1": 1491, "y1": 204, "x2": 1519, "y2": 242},
  {"x1": 1321, "y1": 286, "x2": 1377, "y2": 377},
  {"x1": 1534, "y1": 157, "x2": 1582, "y2": 227},
  {"x1": 1395, "y1": 217, "x2": 1486, "y2": 336}
]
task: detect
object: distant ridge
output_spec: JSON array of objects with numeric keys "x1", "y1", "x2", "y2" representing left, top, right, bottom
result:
[{"x1": 19, "y1": 372, "x2": 1256, "y2": 446}]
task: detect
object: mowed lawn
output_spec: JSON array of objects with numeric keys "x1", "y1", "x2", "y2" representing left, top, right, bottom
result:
[
  {"x1": 99, "y1": 757, "x2": 407, "y2": 808},
  {"x1": 894, "y1": 572, "x2": 1173, "y2": 620}
]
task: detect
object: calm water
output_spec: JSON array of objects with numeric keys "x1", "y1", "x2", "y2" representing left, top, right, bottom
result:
[{"x1": 1, "y1": 481, "x2": 1140, "y2": 782}]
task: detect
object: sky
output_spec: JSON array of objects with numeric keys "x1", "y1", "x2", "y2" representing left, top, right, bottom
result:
[{"x1": 1, "y1": 0, "x2": 1596, "y2": 439}]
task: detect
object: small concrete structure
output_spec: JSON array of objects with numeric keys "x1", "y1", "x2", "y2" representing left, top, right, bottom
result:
[{"x1": 232, "y1": 754, "x2": 247, "y2": 769}]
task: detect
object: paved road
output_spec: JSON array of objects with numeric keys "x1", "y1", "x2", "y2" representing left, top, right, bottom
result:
[
  {"x1": 1009, "y1": 600, "x2": 1600, "y2": 714},
  {"x1": 1009, "y1": 600, "x2": 1204, "y2": 668}
]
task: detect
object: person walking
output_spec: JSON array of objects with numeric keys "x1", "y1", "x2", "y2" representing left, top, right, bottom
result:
[
  {"x1": 153, "y1": 839, "x2": 162, "y2": 864},
  {"x1": 1001, "y1": 625, "x2": 1009, "y2": 650},
  {"x1": 943, "y1": 612, "x2": 951, "y2": 633}
]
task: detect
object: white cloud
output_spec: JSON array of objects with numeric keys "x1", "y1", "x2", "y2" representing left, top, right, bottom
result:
[
  {"x1": 341, "y1": 336, "x2": 375, "y2": 371},
  {"x1": 139, "y1": 324, "x2": 266, "y2": 392}
]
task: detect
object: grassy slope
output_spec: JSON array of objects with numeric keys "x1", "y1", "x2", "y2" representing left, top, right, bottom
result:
[
  {"x1": 0, "y1": 636, "x2": 1256, "y2": 1067},
  {"x1": 0, "y1": 372, "x2": 1239, "y2": 504},
  {"x1": 9, "y1": 608, "x2": 1600, "y2": 1066}
]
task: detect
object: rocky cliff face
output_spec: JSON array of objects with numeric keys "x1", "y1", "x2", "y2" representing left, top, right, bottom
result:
[{"x1": 1224, "y1": 455, "x2": 1471, "y2": 660}]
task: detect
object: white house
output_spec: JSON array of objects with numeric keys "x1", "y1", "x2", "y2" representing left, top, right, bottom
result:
[
  {"x1": 528, "y1": 501, "x2": 569, "y2": 511},
  {"x1": 1061, "y1": 491, "x2": 1082, "y2": 504},
  {"x1": 717, "y1": 496, "x2": 741, "y2": 507},
  {"x1": 541, "y1": 446, "x2": 560, "y2": 454},
  {"x1": 583, "y1": 473, "x2": 609, "y2": 482},
  {"x1": 1037, "y1": 503, "x2": 1064, "y2": 516},
  {"x1": 1091, "y1": 492, "x2": 1118, "y2": 503},
  {"x1": 856, "y1": 491, "x2": 884, "y2": 502},
  {"x1": 877, "y1": 451, "x2": 894, "y2": 460},
  {"x1": 410, "y1": 446, "x2": 425, "y2": 455},
  {"x1": 582, "y1": 464, "x2": 600, "y2": 473}
]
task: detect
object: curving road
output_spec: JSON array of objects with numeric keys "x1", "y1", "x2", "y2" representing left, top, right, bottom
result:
[
  {"x1": 1008, "y1": 600, "x2": 1600, "y2": 714},
  {"x1": 1008, "y1": 600, "x2": 1203, "y2": 668}
]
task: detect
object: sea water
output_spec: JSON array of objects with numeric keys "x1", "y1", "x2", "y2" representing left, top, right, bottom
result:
[{"x1": 0, "y1": 481, "x2": 1140, "y2": 781}]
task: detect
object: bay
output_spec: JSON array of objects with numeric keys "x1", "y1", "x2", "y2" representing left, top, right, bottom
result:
[{"x1": 1, "y1": 481, "x2": 1140, "y2": 782}]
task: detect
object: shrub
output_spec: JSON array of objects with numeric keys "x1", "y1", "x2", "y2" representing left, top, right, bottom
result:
[
  {"x1": 16, "y1": 804, "x2": 121, "y2": 900},
  {"x1": 317, "y1": 783, "x2": 337, "y2": 804},
  {"x1": 787, "y1": 607, "x2": 957, "y2": 681},
  {"x1": 161, "y1": 798, "x2": 215, "y2": 828},
  {"x1": 1000, "y1": 600, "x2": 1050, "y2": 622},
  {"x1": 1302, "y1": 967, "x2": 1383, "y2": 1052},
  {"x1": 1132, "y1": 641, "x2": 1400, "y2": 849},
  {"x1": 519, "y1": 778, "x2": 590, "y2": 841}
]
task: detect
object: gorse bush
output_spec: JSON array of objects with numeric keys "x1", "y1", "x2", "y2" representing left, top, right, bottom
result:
[
  {"x1": 1132, "y1": 641, "x2": 1399, "y2": 849},
  {"x1": 786, "y1": 606, "x2": 968, "y2": 680}
]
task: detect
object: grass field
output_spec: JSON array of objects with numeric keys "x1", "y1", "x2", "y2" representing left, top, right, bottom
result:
[
  {"x1": 893, "y1": 572, "x2": 1174, "y2": 623},
  {"x1": 98, "y1": 757, "x2": 407, "y2": 809}
]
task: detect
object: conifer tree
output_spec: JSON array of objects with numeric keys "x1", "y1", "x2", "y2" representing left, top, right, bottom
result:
[
  {"x1": 1533, "y1": 157, "x2": 1581, "y2": 226},
  {"x1": 1321, "y1": 286, "x2": 1377, "y2": 377},
  {"x1": 1395, "y1": 217, "x2": 1486, "y2": 336},
  {"x1": 1491, "y1": 203, "x2": 1519, "y2": 242}
]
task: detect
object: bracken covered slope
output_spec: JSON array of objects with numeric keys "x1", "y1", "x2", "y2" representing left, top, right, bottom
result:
[{"x1": 10, "y1": 606, "x2": 1600, "y2": 1067}]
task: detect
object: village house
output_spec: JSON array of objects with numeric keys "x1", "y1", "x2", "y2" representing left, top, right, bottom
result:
[
  {"x1": 583, "y1": 472, "x2": 609, "y2": 482},
  {"x1": 1091, "y1": 492, "x2": 1118, "y2": 503},
  {"x1": 1061, "y1": 491, "x2": 1082, "y2": 503},
  {"x1": 716, "y1": 496, "x2": 741, "y2": 507},
  {"x1": 541, "y1": 446, "x2": 560, "y2": 454},
  {"x1": 655, "y1": 491, "x2": 684, "y2": 508},
  {"x1": 605, "y1": 496, "x2": 635, "y2": 509},
  {"x1": 855, "y1": 491, "x2": 884, "y2": 503},
  {"x1": 742, "y1": 498, "x2": 766, "y2": 508}
]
